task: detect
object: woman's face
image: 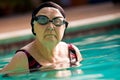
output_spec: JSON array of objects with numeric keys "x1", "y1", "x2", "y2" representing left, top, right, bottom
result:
[{"x1": 33, "y1": 7, "x2": 66, "y2": 45}]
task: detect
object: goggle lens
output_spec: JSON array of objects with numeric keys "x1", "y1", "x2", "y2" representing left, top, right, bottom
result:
[{"x1": 34, "y1": 15, "x2": 67, "y2": 27}]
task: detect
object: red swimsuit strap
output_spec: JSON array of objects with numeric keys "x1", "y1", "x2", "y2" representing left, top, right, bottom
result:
[{"x1": 68, "y1": 44, "x2": 78, "y2": 67}]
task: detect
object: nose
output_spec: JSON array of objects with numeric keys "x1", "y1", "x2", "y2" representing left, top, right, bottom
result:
[{"x1": 47, "y1": 22, "x2": 55, "y2": 31}]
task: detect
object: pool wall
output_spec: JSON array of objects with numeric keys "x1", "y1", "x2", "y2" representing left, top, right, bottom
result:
[{"x1": 0, "y1": 13, "x2": 120, "y2": 55}]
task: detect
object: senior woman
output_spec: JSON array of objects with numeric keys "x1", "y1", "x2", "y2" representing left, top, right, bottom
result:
[{"x1": 1, "y1": 1, "x2": 82, "y2": 75}]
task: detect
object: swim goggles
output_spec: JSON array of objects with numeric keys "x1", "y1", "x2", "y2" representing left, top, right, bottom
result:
[{"x1": 34, "y1": 15, "x2": 68, "y2": 27}]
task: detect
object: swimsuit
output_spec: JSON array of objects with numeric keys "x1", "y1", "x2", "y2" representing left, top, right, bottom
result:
[{"x1": 16, "y1": 44, "x2": 78, "y2": 72}]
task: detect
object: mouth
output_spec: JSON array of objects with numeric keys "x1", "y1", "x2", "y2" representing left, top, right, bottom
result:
[
  {"x1": 44, "y1": 34, "x2": 56, "y2": 38},
  {"x1": 45, "y1": 34, "x2": 55, "y2": 36}
]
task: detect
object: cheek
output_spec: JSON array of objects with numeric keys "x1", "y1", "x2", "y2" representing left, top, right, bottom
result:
[
  {"x1": 34, "y1": 24, "x2": 45, "y2": 37},
  {"x1": 57, "y1": 27, "x2": 65, "y2": 39}
]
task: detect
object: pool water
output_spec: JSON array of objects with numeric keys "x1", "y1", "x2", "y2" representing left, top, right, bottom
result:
[{"x1": 0, "y1": 28, "x2": 120, "y2": 80}]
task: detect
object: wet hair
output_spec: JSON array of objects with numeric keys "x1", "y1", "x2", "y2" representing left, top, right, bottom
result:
[{"x1": 31, "y1": 1, "x2": 67, "y2": 35}]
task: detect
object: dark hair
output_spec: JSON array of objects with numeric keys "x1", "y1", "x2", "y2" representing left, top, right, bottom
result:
[{"x1": 31, "y1": 1, "x2": 67, "y2": 35}]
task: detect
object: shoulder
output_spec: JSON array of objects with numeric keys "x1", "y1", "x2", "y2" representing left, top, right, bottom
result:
[
  {"x1": 57, "y1": 42, "x2": 83, "y2": 62},
  {"x1": 10, "y1": 51, "x2": 28, "y2": 67},
  {"x1": 11, "y1": 51, "x2": 28, "y2": 66},
  {"x1": 15, "y1": 50, "x2": 28, "y2": 60},
  {"x1": 58, "y1": 41, "x2": 68, "y2": 49},
  {"x1": 59, "y1": 41, "x2": 68, "y2": 46},
  {"x1": 1, "y1": 51, "x2": 29, "y2": 74}
]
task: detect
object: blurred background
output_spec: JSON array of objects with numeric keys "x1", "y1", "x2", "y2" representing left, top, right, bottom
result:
[
  {"x1": 0, "y1": 0, "x2": 120, "y2": 33},
  {"x1": 0, "y1": 0, "x2": 118, "y2": 17}
]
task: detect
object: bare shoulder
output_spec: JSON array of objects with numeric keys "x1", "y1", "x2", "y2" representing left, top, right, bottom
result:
[
  {"x1": 13, "y1": 51, "x2": 28, "y2": 63},
  {"x1": 1, "y1": 51, "x2": 28, "y2": 74},
  {"x1": 59, "y1": 41, "x2": 68, "y2": 46},
  {"x1": 70, "y1": 44, "x2": 83, "y2": 62},
  {"x1": 59, "y1": 42, "x2": 83, "y2": 62}
]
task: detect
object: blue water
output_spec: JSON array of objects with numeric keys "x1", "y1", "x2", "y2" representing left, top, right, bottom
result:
[{"x1": 0, "y1": 28, "x2": 120, "y2": 80}]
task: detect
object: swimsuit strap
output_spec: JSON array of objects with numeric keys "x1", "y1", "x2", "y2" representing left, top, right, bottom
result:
[
  {"x1": 68, "y1": 44, "x2": 78, "y2": 67},
  {"x1": 16, "y1": 49, "x2": 42, "y2": 72}
]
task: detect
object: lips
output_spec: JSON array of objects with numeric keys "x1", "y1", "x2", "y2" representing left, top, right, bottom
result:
[
  {"x1": 45, "y1": 34, "x2": 55, "y2": 36},
  {"x1": 44, "y1": 34, "x2": 56, "y2": 38},
  {"x1": 46, "y1": 34, "x2": 55, "y2": 36}
]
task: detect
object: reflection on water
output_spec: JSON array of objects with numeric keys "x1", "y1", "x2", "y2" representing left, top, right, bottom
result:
[
  {"x1": 0, "y1": 67, "x2": 83, "y2": 80},
  {"x1": 73, "y1": 34, "x2": 120, "y2": 46},
  {"x1": 0, "y1": 29, "x2": 120, "y2": 79}
]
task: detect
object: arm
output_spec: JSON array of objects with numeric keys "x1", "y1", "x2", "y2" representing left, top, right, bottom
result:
[{"x1": 0, "y1": 52, "x2": 29, "y2": 75}]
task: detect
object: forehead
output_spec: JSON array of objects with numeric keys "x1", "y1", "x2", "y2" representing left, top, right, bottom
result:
[{"x1": 36, "y1": 7, "x2": 63, "y2": 17}]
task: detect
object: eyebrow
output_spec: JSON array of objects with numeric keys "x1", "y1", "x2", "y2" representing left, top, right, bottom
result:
[{"x1": 36, "y1": 15, "x2": 64, "y2": 19}]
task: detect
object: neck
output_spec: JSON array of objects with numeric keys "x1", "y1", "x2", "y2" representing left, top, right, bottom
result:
[{"x1": 34, "y1": 39, "x2": 59, "y2": 62}]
